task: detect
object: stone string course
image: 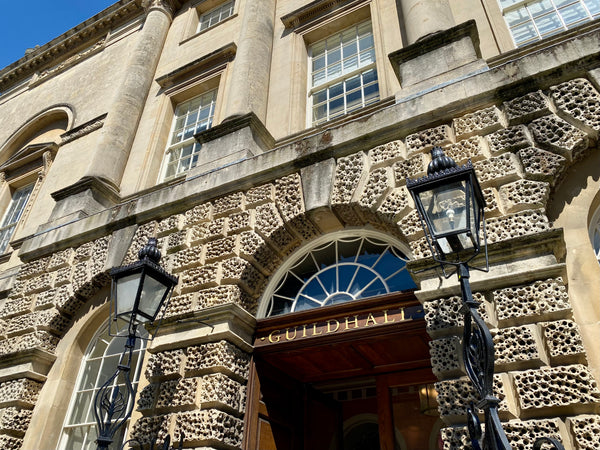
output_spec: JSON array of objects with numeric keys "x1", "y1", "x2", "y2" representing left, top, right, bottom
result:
[{"x1": 0, "y1": 78, "x2": 598, "y2": 448}]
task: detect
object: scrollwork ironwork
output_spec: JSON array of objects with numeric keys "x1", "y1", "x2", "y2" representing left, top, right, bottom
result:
[{"x1": 94, "y1": 329, "x2": 137, "y2": 450}]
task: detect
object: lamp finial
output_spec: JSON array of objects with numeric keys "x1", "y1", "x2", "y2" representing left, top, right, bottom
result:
[
  {"x1": 138, "y1": 237, "x2": 161, "y2": 264},
  {"x1": 427, "y1": 146, "x2": 456, "y2": 175}
]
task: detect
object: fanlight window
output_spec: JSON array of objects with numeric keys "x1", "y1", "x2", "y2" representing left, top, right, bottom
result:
[{"x1": 261, "y1": 233, "x2": 416, "y2": 318}]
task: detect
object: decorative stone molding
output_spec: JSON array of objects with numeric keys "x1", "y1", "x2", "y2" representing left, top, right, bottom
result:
[
  {"x1": 141, "y1": 0, "x2": 183, "y2": 17},
  {"x1": 0, "y1": 1, "x2": 143, "y2": 92},
  {"x1": 59, "y1": 114, "x2": 106, "y2": 145},
  {"x1": 30, "y1": 40, "x2": 106, "y2": 87}
]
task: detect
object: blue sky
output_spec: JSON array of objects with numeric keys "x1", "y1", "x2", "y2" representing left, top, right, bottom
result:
[{"x1": 0, "y1": 0, "x2": 117, "y2": 70}]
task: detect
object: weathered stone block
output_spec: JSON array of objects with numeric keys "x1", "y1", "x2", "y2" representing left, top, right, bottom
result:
[
  {"x1": 512, "y1": 365, "x2": 600, "y2": 417},
  {"x1": 529, "y1": 115, "x2": 588, "y2": 159},
  {"x1": 492, "y1": 278, "x2": 571, "y2": 326},
  {"x1": 453, "y1": 106, "x2": 505, "y2": 139},
  {"x1": 541, "y1": 319, "x2": 587, "y2": 365},
  {"x1": 184, "y1": 341, "x2": 250, "y2": 381},
  {"x1": 494, "y1": 324, "x2": 545, "y2": 370},
  {"x1": 503, "y1": 91, "x2": 550, "y2": 125},
  {"x1": 486, "y1": 125, "x2": 531, "y2": 154},
  {"x1": 406, "y1": 124, "x2": 453, "y2": 154},
  {"x1": 367, "y1": 140, "x2": 405, "y2": 167},
  {"x1": 498, "y1": 179, "x2": 550, "y2": 213},
  {"x1": 145, "y1": 349, "x2": 185, "y2": 381},
  {"x1": 517, "y1": 147, "x2": 567, "y2": 184}
]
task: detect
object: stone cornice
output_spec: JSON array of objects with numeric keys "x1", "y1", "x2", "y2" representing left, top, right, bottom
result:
[
  {"x1": 0, "y1": 0, "x2": 144, "y2": 93},
  {"x1": 156, "y1": 43, "x2": 237, "y2": 88},
  {"x1": 281, "y1": 0, "x2": 368, "y2": 31}
]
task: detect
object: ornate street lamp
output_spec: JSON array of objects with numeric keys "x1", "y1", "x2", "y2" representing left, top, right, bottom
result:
[
  {"x1": 407, "y1": 147, "x2": 564, "y2": 450},
  {"x1": 94, "y1": 237, "x2": 178, "y2": 450}
]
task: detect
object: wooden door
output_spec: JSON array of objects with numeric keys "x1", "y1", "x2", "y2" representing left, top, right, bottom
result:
[{"x1": 303, "y1": 385, "x2": 342, "y2": 450}]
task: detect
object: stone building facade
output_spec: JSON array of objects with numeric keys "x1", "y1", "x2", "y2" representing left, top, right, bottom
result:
[{"x1": 0, "y1": 0, "x2": 599, "y2": 449}]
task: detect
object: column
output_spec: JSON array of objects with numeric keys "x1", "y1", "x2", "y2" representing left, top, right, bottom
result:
[
  {"x1": 85, "y1": 0, "x2": 177, "y2": 190},
  {"x1": 221, "y1": 0, "x2": 276, "y2": 123},
  {"x1": 399, "y1": 0, "x2": 455, "y2": 45}
]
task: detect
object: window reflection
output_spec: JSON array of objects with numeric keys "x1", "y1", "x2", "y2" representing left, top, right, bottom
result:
[{"x1": 265, "y1": 235, "x2": 416, "y2": 317}]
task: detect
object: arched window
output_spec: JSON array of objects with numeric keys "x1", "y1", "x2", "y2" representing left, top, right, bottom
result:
[
  {"x1": 57, "y1": 322, "x2": 147, "y2": 450},
  {"x1": 259, "y1": 231, "x2": 416, "y2": 318}
]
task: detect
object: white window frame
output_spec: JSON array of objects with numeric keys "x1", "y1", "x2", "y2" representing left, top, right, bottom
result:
[
  {"x1": 0, "y1": 183, "x2": 34, "y2": 254},
  {"x1": 307, "y1": 20, "x2": 380, "y2": 127},
  {"x1": 57, "y1": 323, "x2": 148, "y2": 450},
  {"x1": 158, "y1": 88, "x2": 218, "y2": 182},
  {"x1": 197, "y1": 0, "x2": 235, "y2": 33},
  {"x1": 498, "y1": 0, "x2": 600, "y2": 47}
]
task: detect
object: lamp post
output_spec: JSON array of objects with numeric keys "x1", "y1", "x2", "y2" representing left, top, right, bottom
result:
[
  {"x1": 407, "y1": 147, "x2": 564, "y2": 450},
  {"x1": 94, "y1": 237, "x2": 178, "y2": 450}
]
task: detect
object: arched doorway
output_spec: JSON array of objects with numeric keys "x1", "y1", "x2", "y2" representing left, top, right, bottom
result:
[{"x1": 245, "y1": 231, "x2": 441, "y2": 450}]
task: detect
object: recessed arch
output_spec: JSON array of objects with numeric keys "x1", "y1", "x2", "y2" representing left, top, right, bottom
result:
[{"x1": 0, "y1": 105, "x2": 74, "y2": 165}]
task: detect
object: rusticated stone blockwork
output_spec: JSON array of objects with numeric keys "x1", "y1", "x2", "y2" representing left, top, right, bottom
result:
[
  {"x1": 503, "y1": 91, "x2": 550, "y2": 124},
  {"x1": 493, "y1": 325, "x2": 543, "y2": 369},
  {"x1": 0, "y1": 407, "x2": 33, "y2": 435},
  {"x1": 550, "y1": 78, "x2": 600, "y2": 132},
  {"x1": 429, "y1": 336, "x2": 462, "y2": 377},
  {"x1": 406, "y1": 124, "x2": 453, "y2": 154},
  {"x1": 503, "y1": 418, "x2": 564, "y2": 449},
  {"x1": 424, "y1": 293, "x2": 487, "y2": 337},
  {"x1": 453, "y1": 106, "x2": 505, "y2": 139},
  {"x1": 368, "y1": 140, "x2": 405, "y2": 167},
  {"x1": 568, "y1": 415, "x2": 600, "y2": 450},
  {"x1": 185, "y1": 341, "x2": 250, "y2": 381},
  {"x1": 0, "y1": 379, "x2": 42, "y2": 408},
  {"x1": 0, "y1": 435, "x2": 23, "y2": 450},
  {"x1": 435, "y1": 375, "x2": 509, "y2": 423},
  {"x1": 444, "y1": 136, "x2": 483, "y2": 163},
  {"x1": 198, "y1": 373, "x2": 246, "y2": 414},
  {"x1": 145, "y1": 349, "x2": 185, "y2": 381},
  {"x1": 156, "y1": 378, "x2": 198, "y2": 410},
  {"x1": 486, "y1": 125, "x2": 531, "y2": 154},
  {"x1": 529, "y1": 115, "x2": 588, "y2": 159},
  {"x1": 541, "y1": 320, "x2": 587, "y2": 364},
  {"x1": 492, "y1": 277, "x2": 571, "y2": 326},
  {"x1": 513, "y1": 365, "x2": 600, "y2": 416},
  {"x1": 129, "y1": 414, "x2": 172, "y2": 446},
  {"x1": 485, "y1": 210, "x2": 551, "y2": 244},
  {"x1": 174, "y1": 409, "x2": 244, "y2": 448},
  {"x1": 517, "y1": 147, "x2": 567, "y2": 184}
]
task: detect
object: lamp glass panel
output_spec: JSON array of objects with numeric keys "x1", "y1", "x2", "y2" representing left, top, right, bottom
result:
[
  {"x1": 137, "y1": 274, "x2": 169, "y2": 321},
  {"x1": 418, "y1": 181, "x2": 467, "y2": 237},
  {"x1": 115, "y1": 273, "x2": 142, "y2": 316}
]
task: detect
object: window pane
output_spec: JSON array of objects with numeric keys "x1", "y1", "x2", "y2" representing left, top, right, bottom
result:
[
  {"x1": 505, "y1": 7, "x2": 530, "y2": 26},
  {"x1": 584, "y1": 0, "x2": 600, "y2": 15},
  {"x1": 309, "y1": 21, "x2": 378, "y2": 126},
  {"x1": 197, "y1": 0, "x2": 234, "y2": 32},
  {"x1": 511, "y1": 21, "x2": 539, "y2": 45},
  {"x1": 534, "y1": 12, "x2": 563, "y2": 35},
  {"x1": 0, "y1": 184, "x2": 34, "y2": 253},
  {"x1": 160, "y1": 89, "x2": 217, "y2": 181},
  {"x1": 529, "y1": 0, "x2": 555, "y2": 17},
  {"x1": 560, "y1": 3, "x2": 589, "y2": 25}
]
